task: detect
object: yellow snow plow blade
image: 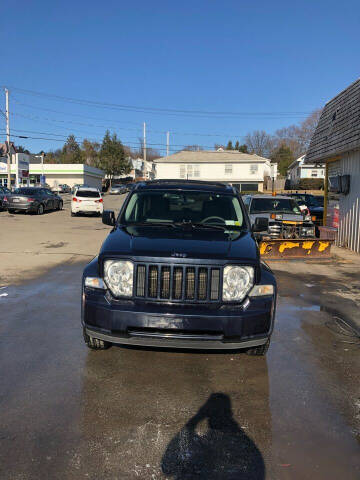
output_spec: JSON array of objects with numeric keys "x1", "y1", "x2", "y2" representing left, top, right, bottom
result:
[{"x1": 259, "y1": 239, "x2": 333, "y2": 259}]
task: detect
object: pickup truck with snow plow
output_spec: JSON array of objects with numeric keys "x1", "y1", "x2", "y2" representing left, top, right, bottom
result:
[{"x1": 243, "y1": 195, "x2": 332, "y2": 259}]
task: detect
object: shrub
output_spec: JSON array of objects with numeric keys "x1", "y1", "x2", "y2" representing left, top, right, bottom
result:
[{"x1": 297, "y1": 178, "x2": 324, "y2": 190}]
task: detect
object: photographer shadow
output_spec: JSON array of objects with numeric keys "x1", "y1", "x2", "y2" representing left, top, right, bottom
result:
[{"x1": 161, "y1": 392, "x2": 265, "y2": 479}]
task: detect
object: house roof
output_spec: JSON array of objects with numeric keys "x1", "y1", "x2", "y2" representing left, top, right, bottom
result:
[
  {"x1": 153, "y1": 150, "x2": 270, "y2": 164},
  {"x1": 305, "y1": 78, "x2": 360, "y2": 163}
]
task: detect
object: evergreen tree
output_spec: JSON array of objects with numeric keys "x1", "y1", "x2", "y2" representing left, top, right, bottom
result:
[
  {"x1": 271, "y1": 144, "x2": 294, "y2": 176},
  {"x1": 99, "y1": 131, "x2": 131, "y2": 186},
  {"x1": 226, "y1": 140, "x2": 233, "y2": 150},
  {"x1": 61, "y1": 135, "x2": 82, "y2": 163},
  {"x1": 234, "y1": 140, "x2": 240, "y2": 150},
  {"x1": 238, "y1": 144, "x2": 248, "y2": 153}
]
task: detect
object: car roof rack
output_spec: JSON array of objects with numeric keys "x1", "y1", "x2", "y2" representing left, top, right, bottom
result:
[{"x1": 134, "y1": 179, "x2": 235, "y2": 192}]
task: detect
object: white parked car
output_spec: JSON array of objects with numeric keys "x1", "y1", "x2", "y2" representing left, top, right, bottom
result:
[{"x1": 71, "y1": 187, "x2": 104, "y2": 216}]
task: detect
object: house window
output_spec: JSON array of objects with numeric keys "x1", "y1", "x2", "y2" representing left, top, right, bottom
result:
[
  {"x1": 250, "y1": 164, "x2": 258, "y2": 174},
  {"x1": 194, "y1": 164, "x2": 200, "y2": 177},
  {"x1": 179, "y1": 165, "x2": 186, "y2": 178},
  {"x1": 311, "y1": 170, "x2": 318, "y2": 177},
  {"x1": 225, "y1": 164, "x2": 233, "y2": 175},
  {"x1": 187, "y1": 165, "x2": 193, "y2": 178}
]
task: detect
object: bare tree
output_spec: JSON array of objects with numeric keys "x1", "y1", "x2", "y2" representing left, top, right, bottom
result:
[
  {"x1": 244, "y1": 130, "x2": 274, "y2": 158},
  {"x1": 274, "y1": 109, "x2": 322, "y2": 157}
]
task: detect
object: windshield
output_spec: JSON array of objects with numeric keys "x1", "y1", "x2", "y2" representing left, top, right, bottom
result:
[
  {"x1": 75, "y1": 190, "x2": 101, "y2": 198},
  {"x1": 250, "y1": 198, "x2": 301, "y2": 215},
  {"x1": 121, "y1": 190, "x2": 245, "y2": 229}
]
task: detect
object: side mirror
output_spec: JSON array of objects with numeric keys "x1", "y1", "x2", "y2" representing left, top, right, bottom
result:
[
  {"x1": 102, "y1": 210, "x2": 116, "y2": 226},
  {"x1": 252, "y1": 217, "x2": 269, "y2": 232}
]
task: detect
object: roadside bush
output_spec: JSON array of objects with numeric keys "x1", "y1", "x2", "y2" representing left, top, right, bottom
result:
[{"x1": 297, "y1": 179, "x2": 324, "y2": 190}]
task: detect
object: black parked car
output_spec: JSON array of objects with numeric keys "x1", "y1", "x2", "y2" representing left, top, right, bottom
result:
[
  {"x1": 287, "y1": 193, "x2": 324, "y2": 225},
  {"x1": 0, "y1": 186, "x2": 11, "y2": 210},
  {"x1": 82, "y1": 180, "x2": 277, "y2": 356},
  {"x1": 6, "y1": 187, "x2": 63, "y2": 214}
]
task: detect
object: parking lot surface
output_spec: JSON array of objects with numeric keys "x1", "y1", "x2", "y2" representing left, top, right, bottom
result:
[
  {"x1": 0, "y1": 192, "x2": 359, "y2": 479},
  {"x1": 0, "y1": 193, "x2": 124, "y2": 285},
  {"x1": 0, "y1": 261, "x2": 359, "y2": 479}
]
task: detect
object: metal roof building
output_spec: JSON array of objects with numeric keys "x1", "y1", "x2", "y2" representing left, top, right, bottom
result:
[{"x1": 305, "y1": 78, "x2": 360, "y2": 253}]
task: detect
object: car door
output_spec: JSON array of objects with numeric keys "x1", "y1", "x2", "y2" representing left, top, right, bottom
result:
[
  {"x1": 42, "y1": 189, "x2": 53, "y2": 210},
  {"x1": 47, "y1": 190, "x2": 56, "y2": 210}
]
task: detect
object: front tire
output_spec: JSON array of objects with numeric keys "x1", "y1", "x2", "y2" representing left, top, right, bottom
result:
[
  {"x1": 246, "y1": 339, "x2": 270, "y2": 356},
  {"x1": 8, "y1": 209, "x2": 16, "y2": 214},
  {"x1": 83, "y1": 328, "x2": 111, "y2": 350},
  {"x1": 58, "y1": 201, "x2": 63, "y2": 210},
  {"x1": 71, "y1": 212, "x2": 77, "y2": 217}
]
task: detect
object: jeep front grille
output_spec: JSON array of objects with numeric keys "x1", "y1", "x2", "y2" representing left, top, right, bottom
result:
[{"x1": 134, "y1": 263, "x2": 222, "y2": 302}]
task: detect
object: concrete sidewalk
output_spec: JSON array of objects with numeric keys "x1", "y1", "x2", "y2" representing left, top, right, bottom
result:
[{"x1": 268, "y1": 246, "x2": 360, "y2": 335}]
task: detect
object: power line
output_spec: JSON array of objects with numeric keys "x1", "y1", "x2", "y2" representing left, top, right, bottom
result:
[
  {"x1": 10, "y1": 111, "x2": 143, "y2": 134},
  {"x1": 1, "y1": 127, "x2": 225, "y2": 150},
  {"x1": 10, "y1": 93, "x2": 311, "y2": 138},
  {"x1": 2, "y1": 129, "x2": 260, "y2": 155},
  {"x1": 11, "y1": 108, "x2": 247, "y2": 139},
  {"x1": 5, "y1": 85, "x2": 312, "y2": 118},
  {"x1": 11, "y1": 97, "x2": 142, "y2": 127}
]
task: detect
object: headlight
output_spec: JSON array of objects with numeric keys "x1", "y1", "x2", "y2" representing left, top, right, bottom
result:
[
  {"x1": 222, "y1": 265, "x2": 254, "y2": 302},
  {"x1": 301, "y1": 227, "x2": 315, "y2": 236},
  {"x1": 104, "y1": 260, "x2": 134, "y2": 297}
]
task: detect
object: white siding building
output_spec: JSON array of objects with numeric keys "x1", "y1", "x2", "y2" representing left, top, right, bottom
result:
[
  {"x1": 305, "y1": 78, "x2": 360, "y2": 253},
  {"x1": 154, "y1": 150, "x2": 273, "y2": 192},
  {"x1": 0, "y1": 149, "x2": 105, "y2": 189},
  {"x1": 287, "y1": 155, "x2": 325, "y2": 187},
  {"x1": 29, "y1": 163, "x2": 105, "y2": 189}
]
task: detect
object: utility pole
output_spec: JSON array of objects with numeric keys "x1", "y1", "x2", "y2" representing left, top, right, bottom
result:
[
  {"x1": 166, "y1": 131, "x2": 170, "y2": 157},
  {"x1": 5, "y1": 88, "x2": 11, "y2": 188},
  {"x1": 142, "y1": 122, "x2": 147, "y2": 179},
  {"x1": 143, "y1": 122, "x2": 147, "y2": 163}
]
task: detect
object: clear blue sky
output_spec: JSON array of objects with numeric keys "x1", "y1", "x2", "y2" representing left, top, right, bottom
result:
[{"x1": 1, "y1": 0, "x2": 359, "y2": 154}]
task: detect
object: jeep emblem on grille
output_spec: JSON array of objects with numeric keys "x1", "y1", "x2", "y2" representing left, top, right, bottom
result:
[{"x1": 171, "y1": 252, "x2": 187, "y2": 258}]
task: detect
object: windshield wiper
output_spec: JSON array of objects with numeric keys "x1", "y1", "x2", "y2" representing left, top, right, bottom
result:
[
  {"x1": 125, "y1": 222, "x2": 176, "y2": 228},
  {"x1": 175, "y1": 221, "x2": 241, "y2": 231}
]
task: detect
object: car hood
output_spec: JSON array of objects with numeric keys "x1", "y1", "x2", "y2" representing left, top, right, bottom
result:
[
  {"x1": 309, "y1": 206, "x2": 324, "y2": 214},
  {"x1": 99, "y1": 226, "x2": 258, "y2": 262}
]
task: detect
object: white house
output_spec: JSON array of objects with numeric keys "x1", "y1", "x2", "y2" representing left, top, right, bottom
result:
[
  {"x1": 287, "y1": 155, "x2": 325, "y2": 187},
  {"x1": 154, "y1": 150, "x2": 273, "y2": 192},
  {"x1": 305, "y1": 78, "x2": 360, "y2": 253}
]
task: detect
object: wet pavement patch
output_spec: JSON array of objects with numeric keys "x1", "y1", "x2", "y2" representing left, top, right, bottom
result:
[{"x1": 0, "y1": 263, "x2": 359, "y2": 479}]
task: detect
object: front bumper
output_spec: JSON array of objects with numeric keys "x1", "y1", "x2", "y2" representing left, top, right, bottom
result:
[{"x1": 82, "y1": 288, "x2": 276, "y2": 350}]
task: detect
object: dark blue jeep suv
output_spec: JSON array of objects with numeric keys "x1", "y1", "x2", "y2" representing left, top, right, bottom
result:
[{"x1": 82, "y1": 180, "x2": 276, "y2": 355}]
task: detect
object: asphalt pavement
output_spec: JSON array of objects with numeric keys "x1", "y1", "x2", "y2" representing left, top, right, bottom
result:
[{"x1": 0, "y1": 263, "x2": 359, "y2": 480}]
